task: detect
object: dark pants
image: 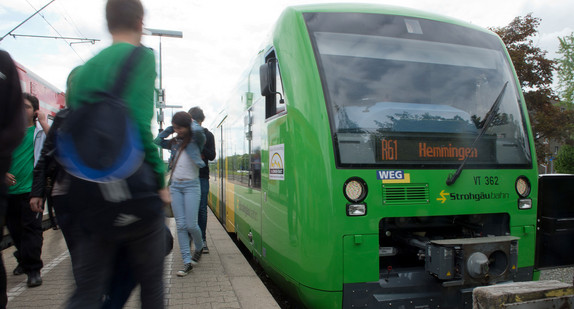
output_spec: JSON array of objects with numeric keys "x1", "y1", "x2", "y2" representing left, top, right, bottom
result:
[
  {"x1": 198, "y1": 177, "x2": 209, "y2": 243},
  {"x1": 0, "y1": 184, "x2": 8, "y2": 309},
  {"x1": 5, "y1": 193, "x2": 43, "y2": 273},
  {"x1": 102, "y1": 226, "x2": 173, "y2": 309},
  {"x1": 51, "y1": 195, "x2": 82, "y2": 283},
  {"x1": 65, "y1": 196, "x2": 165, "y2": 309}
]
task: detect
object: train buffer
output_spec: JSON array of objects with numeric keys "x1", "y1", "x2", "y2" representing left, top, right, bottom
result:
[{"x1": 3, "y1": 209, "x2": 279, "y2": 308}]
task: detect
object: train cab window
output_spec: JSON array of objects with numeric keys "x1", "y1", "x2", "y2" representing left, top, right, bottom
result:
[{"x1": 262, "y1": 51, "x2": 286, "y2": 119}]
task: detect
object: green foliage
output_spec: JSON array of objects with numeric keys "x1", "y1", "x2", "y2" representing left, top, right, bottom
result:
[
  {"x1": 490, "y1": 14, "x2": 574, "y2": 162},
  {"x1": 557, "y1": 33, "x2": 574, "y2": 106},
  {"x1": 555, "y1": 145, "x2": 574, "y2": 173}
]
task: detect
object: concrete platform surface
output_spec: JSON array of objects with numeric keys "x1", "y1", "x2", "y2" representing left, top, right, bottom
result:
[{"x1": 2, "y1": 208, "x2": 279, "y2": 308}]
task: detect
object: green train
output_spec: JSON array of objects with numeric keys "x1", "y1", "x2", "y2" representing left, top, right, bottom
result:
[{"x1": 206, "y1": 3, "x2": 571, "y2": 308}]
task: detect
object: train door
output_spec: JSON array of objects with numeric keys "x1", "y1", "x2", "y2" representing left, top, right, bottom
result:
[
  {"x1": 260, "y1": 49, "x2": 289, "y2": 259},
  {"x1": 218, "y1": 118, "x2": 226, "y2": 225}
]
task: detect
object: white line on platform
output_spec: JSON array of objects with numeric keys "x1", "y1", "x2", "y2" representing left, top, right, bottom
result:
[{"x1": 7, "y1": 250, "x2": 70, "y2": 302}]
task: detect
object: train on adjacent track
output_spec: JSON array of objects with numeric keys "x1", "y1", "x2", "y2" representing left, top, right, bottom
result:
[
  {"x1": 15, "y1": 60, "x2": 66, "y2": 118},
  {"x1": 207, "y1": 4, "x2": 573, "y2": 308}
]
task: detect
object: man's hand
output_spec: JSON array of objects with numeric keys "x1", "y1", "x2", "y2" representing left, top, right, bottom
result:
[
  {"x1": 35, "y1": 110, "x2": 50, "y2": 133},
  {"x1": 158, "y1": 187, "x2": 171, "y2": 204},
  {"x1": 30, "y1": 197, "x2": 44, "y2": 213},
  {"x1": 5, "y1": 173, "x2": 16, "y2": 186}
]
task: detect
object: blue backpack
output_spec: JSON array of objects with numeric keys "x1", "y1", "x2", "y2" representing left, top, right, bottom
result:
[{"x1": 56, "y1": 47, "x2": 145, "y2": 183}]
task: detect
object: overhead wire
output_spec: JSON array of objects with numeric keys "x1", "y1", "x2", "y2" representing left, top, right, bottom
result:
[
  {"x1": 24, "y1": 0, "x2": 86, "y2": 62},
  {"x1": 53, "y1": 0, "x2": 97, "y2": 58}
]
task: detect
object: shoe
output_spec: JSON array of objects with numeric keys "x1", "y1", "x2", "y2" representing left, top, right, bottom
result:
[
  {"x1": 13, "y1": 265, "x2": 24, "y2": 276},
  {"x1": 27, "y1": 271, "x2": 42, "y2": 287},
  {"x1": 176, "y1": 263, "x2": 193, "y2": 277},
  {"x1": 191, "y1": 250, "x2": 202, "y2": 265},
  {"x1": 202, "y1": 246, "x2": 210, "y2": 254}
]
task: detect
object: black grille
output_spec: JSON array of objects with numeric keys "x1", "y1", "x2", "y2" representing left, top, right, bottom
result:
[{"x1": 383, "y1": 184, "x2": 429, "y2": 204}]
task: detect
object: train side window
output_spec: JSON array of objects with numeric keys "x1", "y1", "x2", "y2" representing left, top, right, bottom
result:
[{"x1": 261, "y1": 50, "x2": 286, "y2": 119}]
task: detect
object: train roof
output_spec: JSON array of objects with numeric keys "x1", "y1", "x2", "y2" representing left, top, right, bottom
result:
[
  {"x1": 15, "y1": 61, "x2": 63, "y2": 94},
  {"x1": 282, "y1": 3, "x2": 493, "y2": 35}
]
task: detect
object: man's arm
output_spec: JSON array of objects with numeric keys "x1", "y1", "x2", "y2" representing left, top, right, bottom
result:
[
  {"x1": 130, "y1": 47, "x2": 166, "y2": 188},
  {"x1": 36, "y1": 110, "x2": 50, "y2": 134}
]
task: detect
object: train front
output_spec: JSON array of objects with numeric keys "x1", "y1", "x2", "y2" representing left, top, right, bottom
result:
[{"x1": 303, "y1": 8, "x2": 538, "y2": 309}]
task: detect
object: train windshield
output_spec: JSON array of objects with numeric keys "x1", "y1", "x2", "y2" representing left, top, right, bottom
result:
[{"x1": 304, "y1": 12, "x2": 532, "y2": 168}]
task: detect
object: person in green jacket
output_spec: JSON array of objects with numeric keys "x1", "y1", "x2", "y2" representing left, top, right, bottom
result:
[
  {"x1": 5, "y1": 93, "x2": 48, "y2": 288},
  {"x1": 63, "y1": 0, "x2": 169, "y2": 308}
]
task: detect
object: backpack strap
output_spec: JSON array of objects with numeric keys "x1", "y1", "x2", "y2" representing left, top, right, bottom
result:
[{"x1": 111, "y1": 46, "x2": 145, "y2": 96}]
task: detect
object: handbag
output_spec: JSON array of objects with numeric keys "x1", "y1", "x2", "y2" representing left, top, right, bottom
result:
[{"x1": 163, "y1": 201, "x2": 174, "y2": 218}]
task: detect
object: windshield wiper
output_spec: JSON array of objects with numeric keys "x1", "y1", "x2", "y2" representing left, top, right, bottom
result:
[{"x1": 446, "y1": 81, "x2": 509, "y2": 186}]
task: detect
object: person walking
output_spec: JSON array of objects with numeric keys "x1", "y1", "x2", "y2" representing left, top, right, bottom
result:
[
  {"x1": 155, "y1": 111, "x2": 205, "y2": 276},
  {"x1": 0, "y1": 49, "x2": 25, "y2": 309},
  {"x1": 188, "y1": 106, "x2": 216, "y2": 253},
  {"x1": 63, "y1": 0, "x2": 169, "y2": 308},
  {"x1": 5, "y1": 92, "x2": 47, "y2": 288},
  {"x1": 30, "y1": 67, "x2": 79, "y2": 273}
]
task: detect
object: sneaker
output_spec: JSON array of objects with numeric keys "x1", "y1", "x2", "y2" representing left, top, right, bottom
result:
[
  {"x1": 176, "y1": 263, "x2": 193, "y2": 277},
  {"x1": 13, "y1": 265, "x2": 24, "y2": 276},
  {"x1": 202, "y1": 246, "x2": 210, "y2": 254},
  {"x1": 191, "y1": 250, "x2": 202, "y2": 265}
]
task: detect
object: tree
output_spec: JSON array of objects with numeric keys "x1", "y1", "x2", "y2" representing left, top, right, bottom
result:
[
  {"x1": 555, "y1": 145, "x2": 574, "y2": 173},
  {"x1": 556, "y1": 33, "x2": 574, "y2": 106},
  {"x1": 490, "y1": 14, "x2": 574, "y2": 163}
]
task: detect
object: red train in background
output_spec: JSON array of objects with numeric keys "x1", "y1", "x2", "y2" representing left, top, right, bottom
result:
[{"x1": 15, "y1": 61, "x2": 66, "y2": 118}]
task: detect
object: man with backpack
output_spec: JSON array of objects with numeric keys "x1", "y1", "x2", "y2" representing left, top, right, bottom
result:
[{"x1": 62, "y1": 0, "x2": 169, "y2": 308}]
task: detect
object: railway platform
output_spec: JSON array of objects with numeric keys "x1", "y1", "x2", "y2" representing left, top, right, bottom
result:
[{"x1": 3, "y1": 209, "x2": 280, "y2": 308}]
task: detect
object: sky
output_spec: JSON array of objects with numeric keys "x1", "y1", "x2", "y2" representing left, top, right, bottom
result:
[{"x1": 1, "y1": 0, "x2": 573, "y2": 130}]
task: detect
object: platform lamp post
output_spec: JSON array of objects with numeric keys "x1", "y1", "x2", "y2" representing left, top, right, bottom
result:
[
  {"x1": 143, "y1": 27, "x2": 183, "y2": 160},
  {"x1": 143, "y1": 28, "x2": 183, "y2": 129}
]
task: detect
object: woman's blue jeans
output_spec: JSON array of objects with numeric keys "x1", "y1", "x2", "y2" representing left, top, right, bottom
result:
[{"x1": 169, "y1": 179, "x2": 203, "y2": 264}]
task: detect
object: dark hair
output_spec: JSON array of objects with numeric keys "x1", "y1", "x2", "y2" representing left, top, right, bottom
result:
[
  {"x1": 106, "y1": 0, "x2": 144, "y2": 33},
  {"x1": 171, "y1": 111, "x2": 192, "y2": 148},
  {"x1": 0, "y1": 50, "x2": 25, "y2": 159},
  {"x1": 23, "y1": 92, "x2": 39, "y2": 122},
  {"x1": 172, "y1": 111, "x2": 191, "y2": 128},
  {"x1": 188, "y1": 106, "x2": 205, "y2": 123}
]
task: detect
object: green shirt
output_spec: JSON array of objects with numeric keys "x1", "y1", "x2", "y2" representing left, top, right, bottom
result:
[
  {"x1": 8, "y1": 126, "x2": 35, "y2": 194},
  {"x1": 67, "y1": 42, "x2": 166, "y2": 188}
]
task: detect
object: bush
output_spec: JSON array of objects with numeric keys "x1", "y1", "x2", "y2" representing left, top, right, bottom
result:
[{"x1": 555, "y1": 145, "x2": 574, "y2": 173}]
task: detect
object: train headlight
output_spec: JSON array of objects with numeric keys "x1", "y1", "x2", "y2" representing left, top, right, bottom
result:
[
  {"x1": 515, "y1": 176, "x2": 531, "y2": 198},
  {"x1": 343, "y1": 177, "x2": 368, "y2": 203},
  {"x1": 518, "y1": 199, "x2": 532, "y2": 210},
  {"x1": 347, "y1": 204, "x2": 367, "y2": 216}
]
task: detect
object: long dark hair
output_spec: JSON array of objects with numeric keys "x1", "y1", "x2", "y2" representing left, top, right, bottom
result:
[
  {"x1": 171, "y1": 111, "x2": 192, "y2": 148},
  {"x1": 0, "y1": 50, "x2": 25, "y2": 161}
]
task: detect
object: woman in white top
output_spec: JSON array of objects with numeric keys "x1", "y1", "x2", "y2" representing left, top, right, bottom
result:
[{"x1": 154, "y1": 111, "x2": 205, "y2": 277}]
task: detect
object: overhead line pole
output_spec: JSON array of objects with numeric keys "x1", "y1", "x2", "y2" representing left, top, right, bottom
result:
[
  {"x1": 8, "y1": 34, "x2": 99, "y2": 45},
  {"x1": 0, "y1": 0, "x2": 56, "y2": 43}
]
